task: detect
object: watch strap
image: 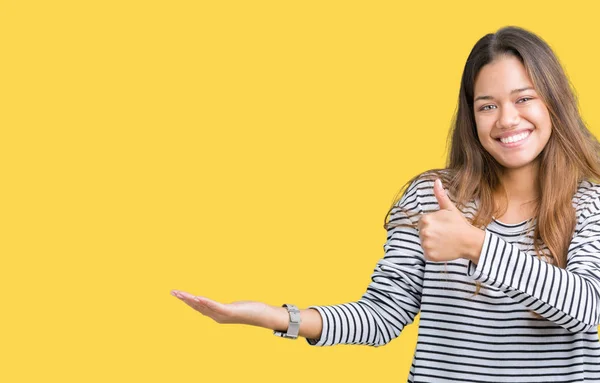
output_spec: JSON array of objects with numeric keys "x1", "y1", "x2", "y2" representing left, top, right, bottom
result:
[{"x1": 273, "y1": 304, "x2": 301, "y2": 339}]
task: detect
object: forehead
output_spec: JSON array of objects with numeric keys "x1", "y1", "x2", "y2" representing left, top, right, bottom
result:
[{"x1": 474, "y1": 56, "x2": 534, "y2": 95}]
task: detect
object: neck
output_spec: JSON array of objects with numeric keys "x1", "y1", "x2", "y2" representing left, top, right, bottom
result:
[{"x1": 497, "y1": 161, "x2": 540, "y2": 204}]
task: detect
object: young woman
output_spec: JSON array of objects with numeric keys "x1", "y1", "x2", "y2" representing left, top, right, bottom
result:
[{"x1": 171, "y1": 26, "x2": 600, "y2": 382}]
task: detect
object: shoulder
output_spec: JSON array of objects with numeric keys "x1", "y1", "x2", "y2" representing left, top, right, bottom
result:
[
  {"x1": 573, "y1": 179, "x2": 600, "y2": 209},
  {"x1": 387, "y1": 172, "x2": 437, "y2": 228},
  {"x1": 398, "y1": 169, "x2": 452, "y2": 213},
  {"x1": 573, "y1": 179, "x2": 600, "y2": 223}
]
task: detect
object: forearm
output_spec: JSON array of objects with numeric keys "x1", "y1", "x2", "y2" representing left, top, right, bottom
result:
[{"x1": 468, "y1": 230, "x2": 600, "y2": 332}]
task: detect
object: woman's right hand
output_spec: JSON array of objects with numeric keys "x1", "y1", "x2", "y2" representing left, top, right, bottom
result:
[{"x1": 170, "y1": 289, "x2": 282, "y2": 328}]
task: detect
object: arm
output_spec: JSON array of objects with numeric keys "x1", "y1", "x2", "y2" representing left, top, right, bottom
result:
[
  {"x1": 202, "y1": 183, "x2": 425, "y2": 344},
  {"x1": 466, "y1": 198, "x2": 600, "y2": 332},
  {"x1": 173, "y1": 178, "x2": 427, "y2": 345},
  {"x1": 299, "y1": 179, "x2": 427, "y2": 347}
]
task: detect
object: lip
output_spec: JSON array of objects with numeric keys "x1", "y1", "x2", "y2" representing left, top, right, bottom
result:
[{"x1": 496, "y1": 129, "x2": 532, "y2": 148}]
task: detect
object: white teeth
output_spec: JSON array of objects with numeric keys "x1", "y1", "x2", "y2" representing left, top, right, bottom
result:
[{"x1": 499, "y1": 131, "x2": 530, "y2": 144}]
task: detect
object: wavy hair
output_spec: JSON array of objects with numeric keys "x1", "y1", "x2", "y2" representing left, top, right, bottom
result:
[{"x1": 385, "y1": 26, "x2": 600, "y2": 294}]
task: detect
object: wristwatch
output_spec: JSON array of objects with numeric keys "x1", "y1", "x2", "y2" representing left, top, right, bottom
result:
[{"x1": 273, "y1": 304, "x2": 301, "y2": 339}]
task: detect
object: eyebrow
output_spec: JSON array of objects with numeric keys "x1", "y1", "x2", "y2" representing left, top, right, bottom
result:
[{"x1": 474, "y1": 87, "x2": 535, "y2": 102}]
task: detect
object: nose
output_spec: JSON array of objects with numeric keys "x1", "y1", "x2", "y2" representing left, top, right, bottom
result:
[{"x1": 496, "y1": 103, "x2": 521, "y2": 129}]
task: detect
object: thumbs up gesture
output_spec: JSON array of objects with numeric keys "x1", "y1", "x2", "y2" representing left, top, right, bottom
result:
[{"x1": 418, "y1": 179, "x2": 485, "y2": 263}]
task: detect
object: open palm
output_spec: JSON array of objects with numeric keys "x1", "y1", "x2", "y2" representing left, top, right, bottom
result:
[{"x1": 171, "y1": 289, "x2": 273, "y2": 327}]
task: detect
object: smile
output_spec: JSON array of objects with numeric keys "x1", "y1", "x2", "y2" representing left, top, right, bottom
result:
[{"x1": 497, "y1": 130, "x2": 532, "y2": 147}]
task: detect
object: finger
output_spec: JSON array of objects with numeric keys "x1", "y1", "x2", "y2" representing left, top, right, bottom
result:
[
  {"x1": 173, "y1": 290, "x2": 197, "y2": 305},
  {"x1": 177, "y1": 294, "x2": 219, "y2": 317},
  {"x1": 433, "y1": 178, "x2": 457, "y2": 211},
  {"x1": 172, "y1": 290, "x2": 204, "y2": 308},
  {"x1": 178, "y1": 292, "x2": 208, "y2": 308},
  {"x1": 175, "y1": 292, "x2": 195, "y2": 304},
  {"x1": 174, "y1": 292, "x2": 226, "y2": 315},
  {"x1": 170, "y1": 289, "x2": 190, "y2": 298},
  {"x1": 193, "y1": 296, "x2": 222, "y2": 312},
  {"x1": 417, "y1": 214, "x2": 425, "y2": 232}
]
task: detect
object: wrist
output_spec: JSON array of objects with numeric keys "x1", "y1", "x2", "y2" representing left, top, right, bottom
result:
[
  {"x1": 464, "y1": 227, "x2": 485, "y2": 263},
  {"x1": 269, "y1": 305, "x2": 290, "y2": 331}
]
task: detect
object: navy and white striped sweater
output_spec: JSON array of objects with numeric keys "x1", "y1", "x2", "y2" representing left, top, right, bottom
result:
[{"x1": 306, "y1": 177, "x2": 600, "y2": 382}]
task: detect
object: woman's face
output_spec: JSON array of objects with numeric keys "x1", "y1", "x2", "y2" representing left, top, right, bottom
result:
[{"x1": 473, "y1": 55, "x2": 552, "y2": 171}]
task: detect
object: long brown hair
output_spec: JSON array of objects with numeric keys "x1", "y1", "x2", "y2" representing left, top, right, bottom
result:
[{"x1": 386, "y1": 26, "x2": 600, "y2": 278}]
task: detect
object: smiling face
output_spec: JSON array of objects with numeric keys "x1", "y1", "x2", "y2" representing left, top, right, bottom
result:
[{"x1": 473, "y1": 55, "x2": 552, "y2": 171}]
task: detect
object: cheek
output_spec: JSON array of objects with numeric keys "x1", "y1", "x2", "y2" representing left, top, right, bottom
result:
[
  {"x1": 526, "y1": 104, "x2": 552, "y2": 129},
  {"x1": 475, "y1": 128, "x2": 485, "y2": 144},
  {"x1": 474, "y1": 119, "x2": 493, "y2": 143}
]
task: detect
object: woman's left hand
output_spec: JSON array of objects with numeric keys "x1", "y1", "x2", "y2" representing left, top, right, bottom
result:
[{"x1": 418, "y1": 179, "x2": 485, "y2": 263}]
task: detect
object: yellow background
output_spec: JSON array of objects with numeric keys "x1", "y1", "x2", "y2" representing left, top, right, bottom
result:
[{"x1": 2, "y1": 1, "x2": 600, "y2": 382}]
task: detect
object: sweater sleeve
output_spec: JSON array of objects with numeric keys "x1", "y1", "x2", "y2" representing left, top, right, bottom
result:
[
  {"x1": 305, "y1": 179, "x2": 427, "y2": 347},
  {"x1": 466, "y1": 197, "x2": 600, "y2": 332}
]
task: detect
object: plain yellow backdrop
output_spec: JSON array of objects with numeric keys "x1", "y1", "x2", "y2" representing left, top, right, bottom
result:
[{"x1": 2, "y1": 1, "x2": 600, "y2": 382}]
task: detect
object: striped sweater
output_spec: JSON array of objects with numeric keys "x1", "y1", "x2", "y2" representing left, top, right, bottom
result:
[{"x1": 306, "y1": 176, "x2": 600, "y2": 382}]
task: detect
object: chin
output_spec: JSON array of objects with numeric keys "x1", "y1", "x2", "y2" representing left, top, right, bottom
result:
[{"x1": 496, "y1": 157, "x2": 539, "y2": 170}]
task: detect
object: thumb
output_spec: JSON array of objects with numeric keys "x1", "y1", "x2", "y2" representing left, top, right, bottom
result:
[{"x1": 434, "y1": 178, "x2": 457, "y2": 211}]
